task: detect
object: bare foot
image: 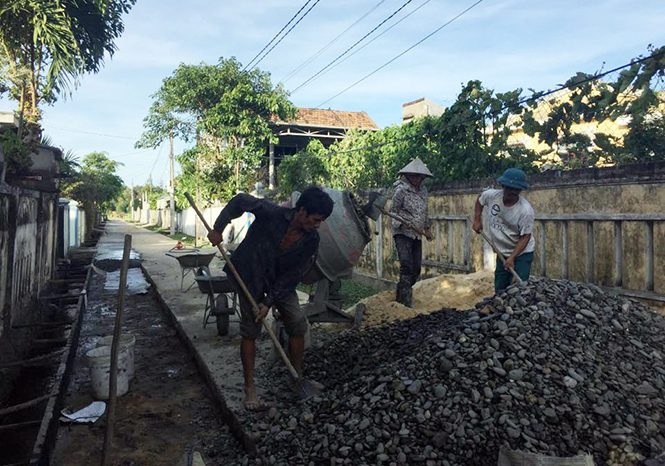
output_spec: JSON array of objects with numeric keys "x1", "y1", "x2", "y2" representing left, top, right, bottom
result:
[{"x1": 243, "y1": 387, "x2": 265, "y2": 411}]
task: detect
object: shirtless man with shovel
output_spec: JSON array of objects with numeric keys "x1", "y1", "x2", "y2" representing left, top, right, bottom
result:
[{"x1": 207, "y1": 186, "x2": 333, "y2": 409}]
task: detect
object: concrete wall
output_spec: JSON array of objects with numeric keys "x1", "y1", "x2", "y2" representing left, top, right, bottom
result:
[
  {"x1": 58, "y1": 200, "x2": 81, "y2": 258},
  {"x1": 0, "y1": 184, "x2": 58, "y2": 398},
  {"x1": 356, "y1": 162, "x2": 665, "y2": 300}
]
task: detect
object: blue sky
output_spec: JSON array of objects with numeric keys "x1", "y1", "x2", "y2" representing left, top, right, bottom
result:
[{"x1": 2, "y1": 0, "x2": 664, "y2": 187}]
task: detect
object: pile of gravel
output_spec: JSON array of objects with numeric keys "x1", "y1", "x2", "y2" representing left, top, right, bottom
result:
[{"x1": 245, "y1": 277, "x2": 665, "y2": 466}]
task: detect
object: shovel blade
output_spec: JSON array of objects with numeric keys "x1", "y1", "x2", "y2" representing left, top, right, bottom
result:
[{"x1": 292, "y1": 378, "x2": 322, "y2": 401}]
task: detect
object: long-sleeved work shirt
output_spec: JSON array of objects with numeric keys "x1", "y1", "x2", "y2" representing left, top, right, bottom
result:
[
  {"x1": 213, "y1": 193, "x2": 319, "y2": 307},
  {"x1": 390, "y1": 179, "x2": 431, "y2": 240}
]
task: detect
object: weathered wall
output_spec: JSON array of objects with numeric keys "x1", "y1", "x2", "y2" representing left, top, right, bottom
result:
[
  {"x1": 0, "y1": 185, "x2": 58, "y2": 383},
  {"x1": 356, "y1": 162, "x2": 665, "y2": 300}
]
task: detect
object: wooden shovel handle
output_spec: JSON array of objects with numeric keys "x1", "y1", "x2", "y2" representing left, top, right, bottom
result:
[
  {"x1": 477, "y1": 228, "x2": 523, "y2": 284},
  {"x1": 379, "y1": 207, "x2": 428, "y2": 237},
  {"x1": 184, "y1": 192, "x2": 300, "y2": 381}
]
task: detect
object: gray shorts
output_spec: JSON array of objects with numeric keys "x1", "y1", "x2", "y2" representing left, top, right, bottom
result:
[{"x1": 238, "y1": 290, "x2": 308, "y2": 339}]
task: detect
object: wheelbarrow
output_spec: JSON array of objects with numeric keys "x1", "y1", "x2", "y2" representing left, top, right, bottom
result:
[
  {"x1": 165, "y1": 248, "x2": 218, "y2": 291},
  {"x1": 194, "y1": 268, "x2": 238, "y2": 336}
]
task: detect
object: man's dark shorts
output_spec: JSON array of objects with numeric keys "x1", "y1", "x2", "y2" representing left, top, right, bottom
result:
[{"x1": 238, "y1": 290, "x2": 307, "y2": 339}]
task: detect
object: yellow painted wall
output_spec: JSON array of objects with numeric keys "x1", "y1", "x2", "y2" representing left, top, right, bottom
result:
[{"x1": 357, "y1": 177, "x2": 665, "y2": 297}]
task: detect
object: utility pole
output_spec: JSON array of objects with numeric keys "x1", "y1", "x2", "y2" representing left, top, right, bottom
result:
[
  {"x1": 194, "y1": 130, "x2": 200, "y2": 248},
  {"x1": 269, "y1": 142, "x2": 275, "y2": 190},
  {"x1": 169, "y1": 131, "x2": 176, "y2": 236},
  {"x1": 130, "y1": 179, "x2": 134, "y2": 221}
]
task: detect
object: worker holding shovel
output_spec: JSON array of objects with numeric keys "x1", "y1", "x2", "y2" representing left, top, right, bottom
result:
[
  {"x1": 472, "y1": 168, "x2": 535, "y2": 292},
  {"x1": 391, "y1": 158, "x2": 435, "y2": 308},
  {"x1": 207, "y1": 186, "x2": 334, "y2": 410}
]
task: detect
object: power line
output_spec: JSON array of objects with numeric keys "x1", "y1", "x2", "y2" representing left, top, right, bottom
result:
[
  {"x1": 265, "y1": 51, "x2": 664, "y2": 161},
  {"x1": 243, "y1": 0, "x2": 314, "y2": 71},
  {"x1": 112, "y1": 149, "x2": 154, "y2": 159},
  {"x1": 316, "y1": 0, "x2": 484, "y2": 108},
  {"x1": 148, "y1": 144, "x2": 165, "y2": 178},
  {"x1": 280, "y1": 0, "x2": 387, "y2": 84},
  {"x1": 248, "y1": 0, "x2": 322, "y2": 71},
  {"x1": 291, "y1": 0, "x2": 415, "y2": 94},
  {"x1": 313, "y1": 0, "x2": 433, "y2": 83},
  {"x1": 46, "y1": 124, "x2": 139, "y2": 140}
]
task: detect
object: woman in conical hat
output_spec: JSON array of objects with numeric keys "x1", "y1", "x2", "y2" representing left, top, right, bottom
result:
[{"x1": 390, "y1": 158, "x2": 434, "y2": 308}]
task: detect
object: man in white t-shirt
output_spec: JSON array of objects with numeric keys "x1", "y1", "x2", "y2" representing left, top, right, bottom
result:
[{"x1": 472, "y1": 168, "x2": 535, "y2": 292}]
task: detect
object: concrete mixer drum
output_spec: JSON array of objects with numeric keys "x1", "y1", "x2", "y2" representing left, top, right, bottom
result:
[{"x1": 292, "y1": 188, "x2": 372, "y2": 323}]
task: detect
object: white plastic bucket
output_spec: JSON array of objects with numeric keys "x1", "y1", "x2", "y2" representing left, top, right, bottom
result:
[
  {"x1": 97, "y1": 333, "x2": 136, "y2": 380},
  {"x1": 86, "y1": 346, "x2": 130, "y2": 400}
]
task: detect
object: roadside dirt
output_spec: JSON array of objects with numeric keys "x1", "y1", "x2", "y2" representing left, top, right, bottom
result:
[{"x1": 51, "y1": 267, "x2": 244, "y2": 466}]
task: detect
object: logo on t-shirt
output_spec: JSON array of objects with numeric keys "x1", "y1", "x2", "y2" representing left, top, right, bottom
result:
[{"x1": 490, "y1": 203, "x2": 506, "y2": 231}]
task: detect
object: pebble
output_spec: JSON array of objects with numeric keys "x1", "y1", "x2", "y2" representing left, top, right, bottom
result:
[
  {"x1": 433, "y1": 385, "x2": 446, "y2": 399},
  {"x1": 251, "y1": 276, "x2": 665, "y2": 465},
  {"x1": 493, "y1": 367, "x2": 507, "y2": 377},
  {"x1": 563, "y1": 376, "x2": 578, "y2": 388},
  {"x1": 407, "y1": 380, "x2": 423, "y2": 394}
]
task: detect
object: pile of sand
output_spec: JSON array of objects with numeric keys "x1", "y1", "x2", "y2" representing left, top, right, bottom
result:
[{"x1": 350, "y1": 269, "x2": 494, "y2": 327}]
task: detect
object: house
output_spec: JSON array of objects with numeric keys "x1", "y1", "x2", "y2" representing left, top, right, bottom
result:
[
  {"x1": 267, "y1": 107, "x2": 380, "y2": 188},
  {"x1": 402, "y1": 97, "x2": 446, "y2": 124},
  {"x1": 0, "y1": 111, "x2": 63, "y2": 192}
]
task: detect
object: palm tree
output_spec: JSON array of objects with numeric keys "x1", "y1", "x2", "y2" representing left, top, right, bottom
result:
[{"x1": 0, "y1": 0, "x2": 136, "y2": 136}]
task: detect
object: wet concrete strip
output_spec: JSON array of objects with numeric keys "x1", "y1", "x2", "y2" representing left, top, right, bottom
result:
[
  {"x1": 51, "y1": 237, "x2": 244, "y2": 464},
  {"x1": 104, "y1": 221, "x2": 281, "y2": 414}
]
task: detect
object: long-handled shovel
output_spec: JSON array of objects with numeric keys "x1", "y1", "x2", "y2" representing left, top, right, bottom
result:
[
  {"x1": 184, "y1": 192, "x2": 320, "y2": 401},
  {"x1": 473, "y1": 223, "x2": 524, "y2": 285},
  {"x1": 364, "y1": 192, "x2": 431, "y2": 239}
]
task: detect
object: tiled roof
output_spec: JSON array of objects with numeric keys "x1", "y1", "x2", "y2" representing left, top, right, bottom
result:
[{"x1": 273, "y1": 107, "x2": 379, "y2": 130}]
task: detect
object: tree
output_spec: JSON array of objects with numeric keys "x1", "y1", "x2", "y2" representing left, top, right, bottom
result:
[
  {"x1": 522, "y1": 45, "x2": 665, "y2": 167},
  {"x1": 63, "y1": 152, "x2": 124, "y2": 232},
  {"x1": 138, "y1": 57, "x2": 296, "y2": 202},
  {"x1": 0, "y1": 0, "x2": 136, "y2": 134},
  {"x1": 279, "y1": 80, "x2": 537, "y2": 192},
  {"x1": 277, "y1": 140, "x2": 329, "y2": 194}
]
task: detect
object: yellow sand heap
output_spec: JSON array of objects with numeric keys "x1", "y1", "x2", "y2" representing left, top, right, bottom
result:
[{"x1": 351, "y1": 270, "x2": 495, "y2": 328}]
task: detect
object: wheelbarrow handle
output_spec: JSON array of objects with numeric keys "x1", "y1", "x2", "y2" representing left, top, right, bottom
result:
[{"x1": 183, "y1": 192, "x2": 301, "y2": 382}]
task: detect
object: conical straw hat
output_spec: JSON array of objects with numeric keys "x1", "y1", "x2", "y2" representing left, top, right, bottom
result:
[{"x1": 398, "y1": 158, "x2": 433, "y2": 177}]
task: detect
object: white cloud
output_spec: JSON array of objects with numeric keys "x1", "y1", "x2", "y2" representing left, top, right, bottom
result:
[{"x1": 2, "y1": 0, "x2": 665, "y2": 185}]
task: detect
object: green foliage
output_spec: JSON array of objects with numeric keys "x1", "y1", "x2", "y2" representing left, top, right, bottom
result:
[
  {"x1": 147, "y1": 186, "x2": 167, "y2": 209},
  {"x1": 622, "y1": 115, "x2": 665, "y2": 162},
  {"x1": 278, "y1": 47, "x2": 665, "y2": 192},
  {"x1": 0, "y1": 0, "x2": 135, "y2": 124},
  {"x1": 0, "y1": 127, "x2": 32, "y2": 172},
  {"x1": 139, "y1": 57, "x2": 296, "y2": 205},
  {"x1": 279, "y1": 80, "x2": 538, "y2": 192},
  {"x1": 63, "y1": 151, "x2": 124, "y2": 215},
  {"x1": 522, "y1": 45, "x2": 665, "y2": 166},
  {"x1": 277, "y1": 140, "x2": 329, "y2": 193}
]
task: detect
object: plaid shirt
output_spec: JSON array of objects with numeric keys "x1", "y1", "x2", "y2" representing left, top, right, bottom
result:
[{"x1": 390, "y1": 179, "x2": 431, "y2": 240}]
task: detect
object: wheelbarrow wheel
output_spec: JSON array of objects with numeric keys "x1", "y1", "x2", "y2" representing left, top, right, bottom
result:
[{"x1": 214, "y1": 295, "x2": 230, "y2": 336}]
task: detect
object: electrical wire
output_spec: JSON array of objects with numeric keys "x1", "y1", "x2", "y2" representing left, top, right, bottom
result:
[
  {"x1": 262, "y1": 50, "x2": 665, "y2": 161},
  {"x1": 46, "y1": 124, "x2": 139, "y2": 140},
  {"x1": 111, "y1": 149, "x2": 154, "y2": 159},
  {"x1": 290, "y1": 0, "x2": 415, "y2": 94},
  {"x1": 280, "y1": 0, "x2": 387, "y2": 84},
  {"x1": 148, "y1": 144, "x2": 165, "y2": 178},
  {"x1": 316, "y1": 0, "x2": 484, "y2": 108},
  {"x1": 248, "y1": 0, "x2": 322, "y2": 71},
  {"x1": 243, "y1": 0, "x2": 314, "y2": 71},
  {"x1": 312, "y1": 0, "x2": 433, "y2": 83}
]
